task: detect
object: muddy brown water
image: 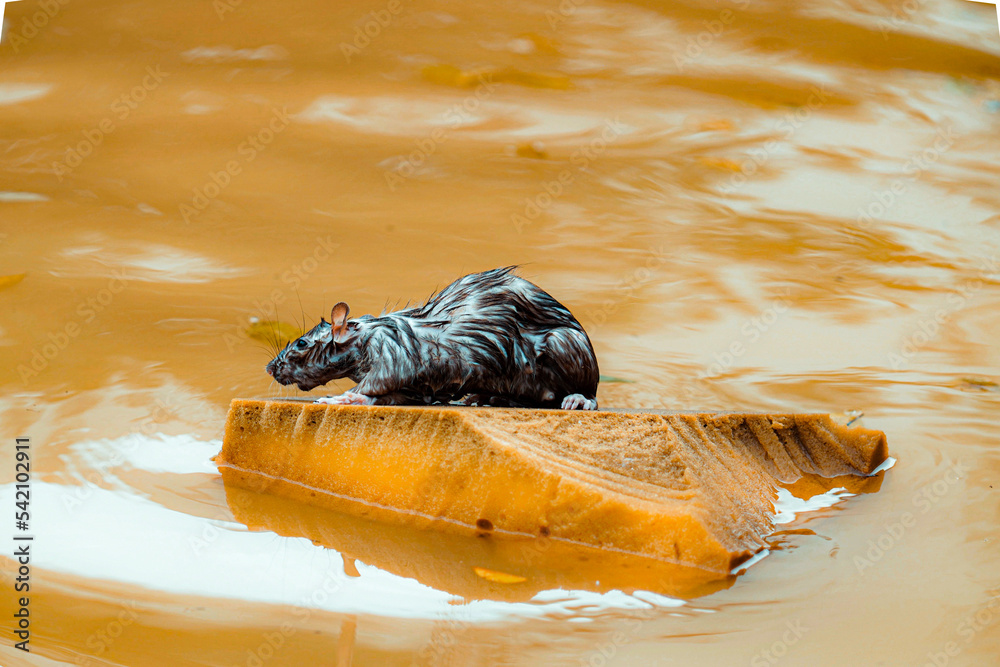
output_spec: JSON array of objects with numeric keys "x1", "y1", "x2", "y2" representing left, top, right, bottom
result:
[{"x1": 1, "y1": 0, "x2": 999, "y2": 665}]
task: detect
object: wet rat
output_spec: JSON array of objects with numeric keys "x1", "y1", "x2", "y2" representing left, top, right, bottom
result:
[{"x1": 265, "y1": 267, "x2": 600, "y2": 409}]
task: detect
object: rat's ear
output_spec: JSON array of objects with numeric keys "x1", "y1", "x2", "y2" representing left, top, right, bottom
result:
[{"x1": 331, "y1": 302, "x2": 350, "y2": 340}]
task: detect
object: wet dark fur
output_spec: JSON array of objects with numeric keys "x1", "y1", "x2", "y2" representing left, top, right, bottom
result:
[{"x1": 265, "y1": 267, "x2": 600, "y2": 408}]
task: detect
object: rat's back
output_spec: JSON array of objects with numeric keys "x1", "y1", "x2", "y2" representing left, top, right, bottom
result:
[
  {"x1": 415, "y1": 267, "x2": 581, "y2": 330},
  {"x1": 406, "y1": 267, "x2": 599, "y2": 407}
]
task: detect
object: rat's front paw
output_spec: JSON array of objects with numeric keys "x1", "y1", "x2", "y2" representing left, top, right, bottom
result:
[
  {"x1": 316, "y1": 391, "x2": 375, "y2": 406},
  {"x1": 561, "y1": 394, "x2": 598, "y2": 410}
]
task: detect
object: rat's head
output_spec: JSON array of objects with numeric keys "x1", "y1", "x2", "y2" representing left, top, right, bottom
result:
[{"x1": 265, "y1": 302, "x2": 363, "y2": 391}]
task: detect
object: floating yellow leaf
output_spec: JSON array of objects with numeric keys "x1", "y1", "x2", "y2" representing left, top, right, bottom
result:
[
  {"x1": 516, "y1": 141, "x2": 548, "y2": 159},
  {"x1": 0, "y1": 273, "x2": 26, "y2": 291},
  {"x1": 246, "y1": 321, "x2": 303, "y2": 348},
  {"x1": 699, "y1": 156, "x2": 743, "y2": 172},
  {"x1": 473, "y1": 567, "x2": 526, "y2": 584}
]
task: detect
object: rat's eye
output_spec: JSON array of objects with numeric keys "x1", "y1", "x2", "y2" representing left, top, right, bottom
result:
[{"x1": 295, "y1": 339, "x2": 308, "y2": 350}]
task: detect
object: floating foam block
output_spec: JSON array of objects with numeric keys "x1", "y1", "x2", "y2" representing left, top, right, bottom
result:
[{"x1": 215, "y1": 400, "x2": 888, "y2": 574}]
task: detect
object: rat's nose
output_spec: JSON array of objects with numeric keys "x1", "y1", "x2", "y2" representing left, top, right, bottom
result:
[{"x1": 265, "y1": 361, "x2": 276, "y2": 376}]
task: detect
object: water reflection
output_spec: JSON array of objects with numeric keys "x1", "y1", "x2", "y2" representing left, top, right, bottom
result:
[{"x1": 223, "y1": 476, "x2": 737, "y2": 602}]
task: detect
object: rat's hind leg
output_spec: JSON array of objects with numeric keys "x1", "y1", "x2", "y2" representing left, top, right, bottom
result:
[
  {"x1": 561, "y1": 394, "x2": 598, "y2": 410},
  {"x1": 536, "y1": 328, "x2": 600, "y2": 400},
  {"x1": 372, "y1": 392, "x2": 415, "y2": 406}
]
